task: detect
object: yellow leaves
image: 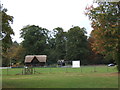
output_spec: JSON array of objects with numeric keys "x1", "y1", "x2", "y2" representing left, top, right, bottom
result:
[
  {"x1": 92, "y1": 47, "x2": 97, "y2": 52},
  {"x1": 5, "y1": 45, "x2": 25, "y2": 60},
  {"x1": 112, "y1": 25, "x2": 116, "y2": 27}
]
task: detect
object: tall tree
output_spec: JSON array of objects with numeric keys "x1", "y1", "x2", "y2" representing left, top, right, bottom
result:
[
  {"x1": 87, "y1": 34, "x2": 107, "y2": 65},
  {"x1": 46, "y1": 27, "x2": 67, "y2": 64},
  {"x1": 44, "y1": 31, "x2": 57, "y2": 64},
  {"x1": 0, "y1": 5, "x2": 14, "y2": 53},
  {"x1": 0, "y1": 5, "x2": 14, "y2": 66},
  {"x1": 53, "y1": 27, "x2": 66, "y2": 60},
  {"x1": 66, "y1": 26, "x2": 88, "y2": 64},
  {"x1": 20, "y1": 25, "x2": 49, "y2": 55},
  {"x1": 85, "y1": 2, "x2": 120, "y2": 71}
]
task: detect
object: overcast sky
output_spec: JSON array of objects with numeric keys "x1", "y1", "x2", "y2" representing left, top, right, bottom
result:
[{"x1": 2, "y1": 0, "x2": 93, "y2": 43}]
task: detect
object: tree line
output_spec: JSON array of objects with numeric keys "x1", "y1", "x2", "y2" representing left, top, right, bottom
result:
[
  {"x1": 2, "y1": 24, "x2": 107, "y2": 66},
  {"x1": 1, "y1": 2, "x2": 120, "y2": 72}
]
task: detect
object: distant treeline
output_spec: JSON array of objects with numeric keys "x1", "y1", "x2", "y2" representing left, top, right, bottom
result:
[{"x1": 2, "y1": 25, "x2": 111, "y2": 66}]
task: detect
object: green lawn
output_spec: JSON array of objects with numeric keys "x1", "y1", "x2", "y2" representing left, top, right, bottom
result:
[{"x1": 2, "y1": 65, "x2": 118, "y2": 88}]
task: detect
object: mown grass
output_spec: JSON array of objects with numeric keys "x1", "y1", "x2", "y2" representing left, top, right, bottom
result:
[{"x1": 2, "y1": 65, "x2": 118, "y2": 88}]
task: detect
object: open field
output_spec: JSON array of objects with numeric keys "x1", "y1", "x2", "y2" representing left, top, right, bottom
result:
[{"x1": 2, "y1": 65, "x2": 119, "y2": 88}]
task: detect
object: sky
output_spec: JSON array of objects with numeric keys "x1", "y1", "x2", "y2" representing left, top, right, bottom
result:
[{"x1": 1, "y1": 0, "x2": 94, "y2": 43}]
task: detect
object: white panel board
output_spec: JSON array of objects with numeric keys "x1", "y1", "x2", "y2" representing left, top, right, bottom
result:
[{"x1": 72, "y1": 61, "x2": 80, "y2": 68}]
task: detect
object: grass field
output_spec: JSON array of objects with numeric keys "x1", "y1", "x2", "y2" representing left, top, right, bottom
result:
[{"x1": 2, "y1": 65, "x2": 119, "y2": 88}]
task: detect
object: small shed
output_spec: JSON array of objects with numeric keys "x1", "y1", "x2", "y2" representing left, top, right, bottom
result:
[
  {"x1": 72, "y1": 61, "x2": 80, "y2": 68},
  {"x1": 25, "y1": 55, "x2": 47, "y2": 66}
]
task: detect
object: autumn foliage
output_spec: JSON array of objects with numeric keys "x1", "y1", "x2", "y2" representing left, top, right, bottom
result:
[{"x1": 85, "y1": 2, "x2": 120, "y2": 71}]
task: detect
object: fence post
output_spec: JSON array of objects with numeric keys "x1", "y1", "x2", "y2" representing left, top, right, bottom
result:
[
  {"x1": 7, "y1": 67, "x2": 8, "y2": 75},
  {"x1": 94, "y1": 66, "x2": 96, "y2": 72},
  {"x1": 66, "y1": 68, "x2": 68, "y2": 73},
  {"x1": 22, "y1": 68, "x2": 23, "y2": 75},
  {"x1": 49, "y1": 66, "x2": 51, "y2": 73},
  {"x1": 107, "y1": 66, "x2": 108, "y2": 72},
  {"x1": 81, "y1": 66, "x2": 82, "y2": 73},
  {"x1": 34, "y1": 68, "x2": 35, "y2": 74}
]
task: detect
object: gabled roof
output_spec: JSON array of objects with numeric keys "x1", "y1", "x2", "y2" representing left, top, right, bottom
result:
[{"x1": 25, "y1": 55, "x2": 47, "y2": 63}]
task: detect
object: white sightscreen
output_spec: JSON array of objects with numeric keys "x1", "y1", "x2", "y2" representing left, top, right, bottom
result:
[{"x1": 72, "y1": 61, "x2": 80, "y2": 68}]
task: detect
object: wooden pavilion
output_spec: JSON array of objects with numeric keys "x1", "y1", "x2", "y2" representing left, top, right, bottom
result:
[{"x1": 25, "y1": 55, "x2": 47, "y2": 67}]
